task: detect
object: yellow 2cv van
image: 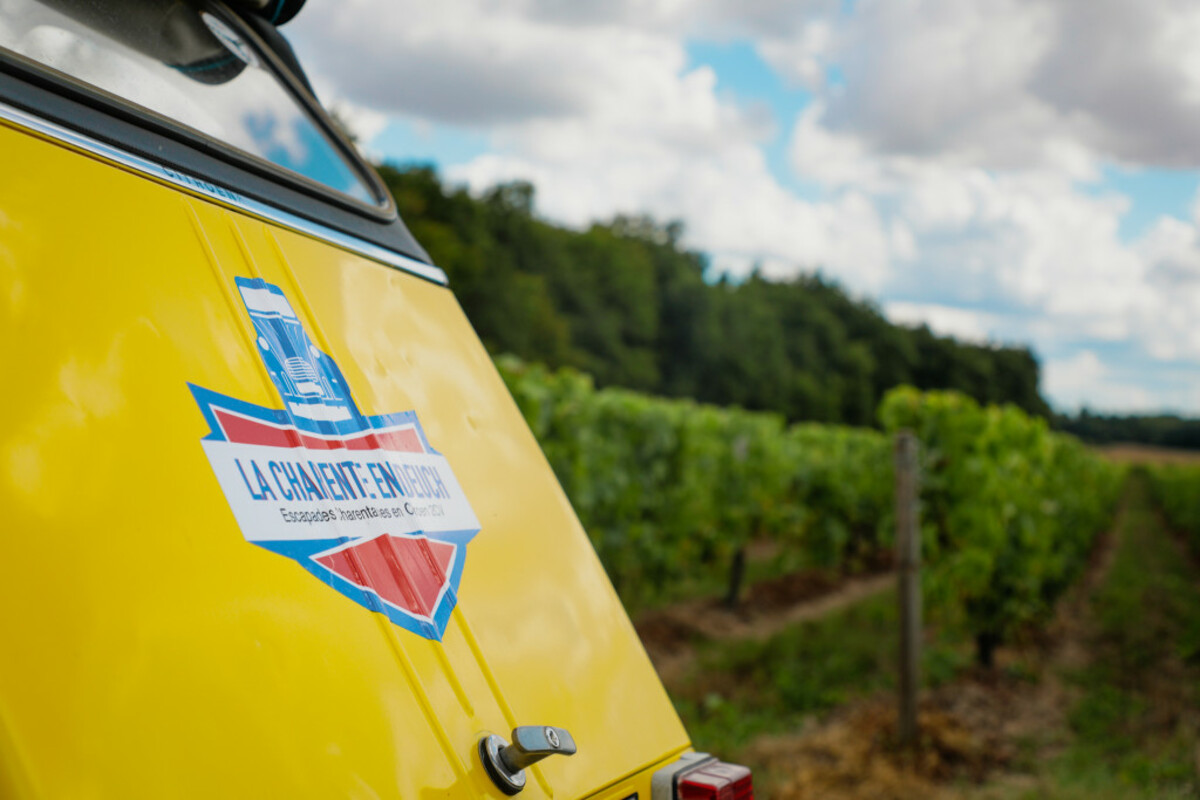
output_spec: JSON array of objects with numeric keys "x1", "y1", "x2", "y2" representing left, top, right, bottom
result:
[{"x1": 0, "y1": 1, "x2": 754, "y2": 798}]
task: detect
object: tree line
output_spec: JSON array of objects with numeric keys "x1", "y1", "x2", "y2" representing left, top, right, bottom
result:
[
  {"x1": 381, "y1": 164, "x2": 1049, "y2": 425},
  {"x1": 1056, "y1": 411, "x2": 1200, "y2": 450}
]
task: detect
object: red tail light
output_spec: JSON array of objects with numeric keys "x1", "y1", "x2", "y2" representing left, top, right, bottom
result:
[
  {"x1": 678, "y1": 762, "x2": 752, "y2": 800},
  {"x1": 654, "y1": 754, "x2": 753, "y2": 800}
]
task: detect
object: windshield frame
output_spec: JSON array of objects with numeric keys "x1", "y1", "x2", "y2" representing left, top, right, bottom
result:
[{"x1": 0, "y1": 0, "x2": 395, "y2": 219}]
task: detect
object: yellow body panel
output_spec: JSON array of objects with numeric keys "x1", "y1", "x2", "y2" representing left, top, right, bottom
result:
[{"x1": 0, "y1": 118, "x2": 688, "y2": 797}]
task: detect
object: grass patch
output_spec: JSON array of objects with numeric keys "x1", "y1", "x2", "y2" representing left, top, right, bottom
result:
[{"x1": 1035, "y1": 473, "x2": 1200, "y2": 798}]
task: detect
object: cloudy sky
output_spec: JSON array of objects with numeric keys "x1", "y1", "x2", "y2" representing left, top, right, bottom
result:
[{"x1": 286, "y1": 0, "x2": 1200, "y2": 415}]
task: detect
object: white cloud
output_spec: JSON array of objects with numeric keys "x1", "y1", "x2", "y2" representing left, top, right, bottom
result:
[
  {"x1": 756, "y1": 19, "x2": 836, "y2": 90},
  {"x1": 882, "y1": 302, "x2": 999, "y2": 344},
  {"x1": 1131, "y1": 217, "x2": 1200, "y2": 362},
  {"x1": 448, "y1": 134, "x2": 897, "y2": 291},
  {"x1": 393, "y1": 4, "x2": 903, "y2": 291},
  {"x1": 1033, "y1": 0, "x2": 1200, "y2": 167},
  {"x1": 791, "y1": 114, "x2": 1149, "y2": 330},
  {"x1": 812, "y1": 0, "x2": 1200, "y2": 171},
  {"x1": 511, "y1": 0, "x2": 837, "y2": 39},
  {"x1": 1042, "y1": 349, "x2": 1200, "y2": 415},
  {"x1": 826, "y1": 0, "x2": 1061, "y2": 167},
  {"x1": 1043, "y1": 350, "x2": 1154, "y2": 413},
  {"x1": 290, "y1": 0, "x2": 893, "y2": 292},
  {"x1": 289, "y1": 1, "x2": 600, "y2": 125},
  {"x1": 287, "y1": 0, "x2": 834, "y2": 127}
]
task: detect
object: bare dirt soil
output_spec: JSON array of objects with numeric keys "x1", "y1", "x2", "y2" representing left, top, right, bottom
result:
[{"x1": 635, "y1": 570, "x2": 896, "y2": 685}]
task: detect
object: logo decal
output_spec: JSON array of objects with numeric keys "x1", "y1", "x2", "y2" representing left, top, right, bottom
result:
[{"x1": 190, "y1": 277, "x2": 480, "y2": 640}]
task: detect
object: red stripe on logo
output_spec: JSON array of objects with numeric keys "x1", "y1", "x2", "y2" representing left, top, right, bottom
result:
[
  {"x1": 216, "y1": 409, "x2": 425, "y2": 453},
  {"x1": 352, "y1": 429, "x2": 425, "y2": 453},
  {"x1": 217, "y1": 410, "x2": 302, "y2": 448},
  {"x1": 316, "y1": 536, "x2": 455, "y2": 618},
  {"x1": 297, "y1": 432, "x2": 342, "y2": 450}
]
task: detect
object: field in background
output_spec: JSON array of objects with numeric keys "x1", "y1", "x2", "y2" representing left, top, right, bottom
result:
[{"x1": 1095, "y1": 443, "x2": 1200, "y2": 465}]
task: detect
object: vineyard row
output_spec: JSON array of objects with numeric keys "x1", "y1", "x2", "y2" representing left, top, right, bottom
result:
[
  {"x1": 1149, "y1": 464, "x2": 1200, "y2": 552},
  {"x1": 498, "y1": 357, "x2": 1123, "y2": 660}
]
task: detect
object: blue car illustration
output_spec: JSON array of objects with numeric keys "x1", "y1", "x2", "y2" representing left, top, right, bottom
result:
[{"x1": 235, "y1": 277, "x2": 361, "y2": 428}]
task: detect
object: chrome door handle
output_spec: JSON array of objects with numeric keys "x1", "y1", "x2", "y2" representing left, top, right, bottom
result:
[{"x1": 479, "y1": 726, "x2": 577, "y2": 794}]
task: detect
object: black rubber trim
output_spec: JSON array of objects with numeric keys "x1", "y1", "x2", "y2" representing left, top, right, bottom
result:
[
  {"x1": 0, "y1": 17, "x2": 431, "y2": 265},
  {"x1": 238, "y1": 12, "x2": 314, "y2": 95}
]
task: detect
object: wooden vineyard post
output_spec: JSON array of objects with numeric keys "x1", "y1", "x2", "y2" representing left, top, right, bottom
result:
[{"x1": 894, "y1": 430, "x2": 921, "y2": 747}]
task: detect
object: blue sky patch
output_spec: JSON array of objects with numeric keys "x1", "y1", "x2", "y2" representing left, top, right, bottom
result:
[
  {"x1": 685, "y1": 39, "x2": 819, "y2": 199},
  {"x1": 371, "y1": 118, "x2": 490, "y2": 169},
  {"x1": 1085, "y1": 165, "x2": 1200, "y2": 242}
]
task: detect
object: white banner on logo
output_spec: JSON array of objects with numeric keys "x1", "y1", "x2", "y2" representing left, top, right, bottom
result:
[{"x1": 201, "y1": 440, "x2": 480, "y2": 543}]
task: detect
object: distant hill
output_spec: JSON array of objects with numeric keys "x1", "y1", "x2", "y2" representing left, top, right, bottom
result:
[{"x1": 381, "y1": 164, "x2": 1050, "y2": 425}]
